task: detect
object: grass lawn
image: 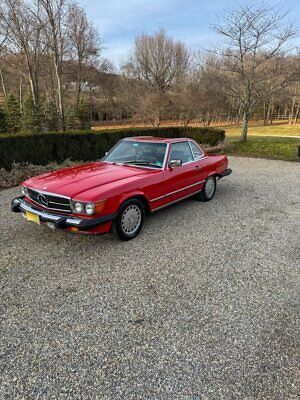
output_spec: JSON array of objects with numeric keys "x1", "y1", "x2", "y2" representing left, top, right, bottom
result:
[
  {"x1": 221, "y1": 122, "x2": 300, "y2": 138},
  {"x1": 220, "y1": 123, "x2": 300, "y2": 161},
  {"x1": 223, "y1": 136, "x2": 299, "y2": 162}
]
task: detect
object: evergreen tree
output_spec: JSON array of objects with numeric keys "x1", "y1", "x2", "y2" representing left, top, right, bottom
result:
[
  {"x1": 45, "y1": 100, "x2": 59, "y2": 131},
  {"x1": 76, "y1": 97, "x2": 91, "y2": 129},
  {"x1": 4, "y1": 94, "x2": 21, "y2": 133},
  {"x1": 65, "y1": 107, "x2": 76, "y2": 130},
  {"x1": 21, "y1": 94, "x2": 42, "y2": 134},
  {"x1": 0, "y1": 106, "x2": 7, "y2": 133}
]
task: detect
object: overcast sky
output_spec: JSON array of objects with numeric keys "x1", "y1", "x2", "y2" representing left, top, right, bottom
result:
[{"x1": 80, "y1": 0, "x2": 300, "y2": 69}]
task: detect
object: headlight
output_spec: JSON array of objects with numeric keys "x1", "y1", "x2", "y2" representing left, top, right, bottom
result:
[
  {"x1": 74, "y1": 202, "x2": 84, "y2": 213},
  {"x1": 85, "y1": 203, "x2": 95, "y2": 215},
  {"x1": 21, "y1": 186, "x2": 28, "y2": 196},
  {"x1": 71, "y1": 200, "x2": 105, "y2": 215}
]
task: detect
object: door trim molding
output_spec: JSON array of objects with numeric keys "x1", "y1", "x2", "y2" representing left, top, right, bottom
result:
[{"x1": 150, "y1": 180, "x2": 205, "y2": 203}]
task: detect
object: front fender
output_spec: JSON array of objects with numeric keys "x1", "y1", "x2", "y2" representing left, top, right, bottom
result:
[{"x1": 116, "y1": 190, "x2": 151, "y2": 211}]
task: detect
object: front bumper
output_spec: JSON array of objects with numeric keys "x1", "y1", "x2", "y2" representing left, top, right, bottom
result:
[{"x1": 11, "y1": 197, "x2": 115, "y2": 231}]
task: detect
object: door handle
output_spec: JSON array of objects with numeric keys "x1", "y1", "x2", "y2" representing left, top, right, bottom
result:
[{"x1": 195, "y1": 165, "x2": 201, "y2": 170}]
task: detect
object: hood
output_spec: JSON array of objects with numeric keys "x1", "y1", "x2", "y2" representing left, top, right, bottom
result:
[{"x1": 24, "y1": 162, "x2": 153, "y2": 198}]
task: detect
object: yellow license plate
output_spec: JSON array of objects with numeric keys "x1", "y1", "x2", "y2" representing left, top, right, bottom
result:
[{"x1": 26, "y1": 211, "x2": 40, "y2": 225}]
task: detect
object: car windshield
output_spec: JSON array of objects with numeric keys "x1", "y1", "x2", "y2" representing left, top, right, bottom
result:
[{"x1": 103, "y1": 140, "x2": 167, "y2": 168}]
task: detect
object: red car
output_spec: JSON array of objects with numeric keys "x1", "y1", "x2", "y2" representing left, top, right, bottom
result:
[{"x1": 11, "y1": 137, "x2": 232, "y2": 240}]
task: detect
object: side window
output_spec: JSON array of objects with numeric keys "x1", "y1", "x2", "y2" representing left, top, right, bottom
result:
[
  {"x1": 189, "y1": 141, "x2": 204, "y2": 160},
  {"x1": 170, "y1": 142, "x2": 193, "y2": 164}
]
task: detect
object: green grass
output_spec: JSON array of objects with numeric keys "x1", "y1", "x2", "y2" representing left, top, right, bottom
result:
[
  {"x1": 222, "y1": 122, "x2": 300, "y2": 138},
  {"x1": 224, "y1": 136, "x2": 299, "y2": 161}
]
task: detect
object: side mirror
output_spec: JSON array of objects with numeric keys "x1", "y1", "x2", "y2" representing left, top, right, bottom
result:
[{"x1": 168, "y1": 159, "x2": 182, "y2": 168}]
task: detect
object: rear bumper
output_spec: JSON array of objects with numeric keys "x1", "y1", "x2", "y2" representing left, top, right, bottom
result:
[
  {"x1": 11, "y1": 197, "x2": 115, "y2": 231},
  {"x1": 218, "y1": 168, "x2": 232, "y2": 178}
]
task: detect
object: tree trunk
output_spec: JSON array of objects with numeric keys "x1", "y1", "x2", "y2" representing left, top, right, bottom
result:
[
  {"x1": 293, "y1": 103, "x2": 299, "y2": 125},
  {"x1": 54, "y1": 61, "x2": 64, "y2": 130},
  {"x1": 241, "y1": 111, "x2": 249, "y2": 142},
  {"x1": 0, "y1": 67, "x2": 7, "y2": 99},
  {"x1": 24, "y1": 52, "x2": 40, "y2": 107},
  {"x1": 263, "y1": 102, "x2": 268, "y2": 126},
  {"x1": 76, "y1": 61, "x2": 83, "y2": 105},
  {"x1": 289, "y1": 97, "x2": 296, "y2": 125},
  {"x1": 154, "y1": 115, "x2": 160, "y2": 127},
  {"x1": 237, "y1": 103, "x2": 243, "y2": 125},
  {"x1": 19, "y1": 76, "x2": 23, "y2": 114}
]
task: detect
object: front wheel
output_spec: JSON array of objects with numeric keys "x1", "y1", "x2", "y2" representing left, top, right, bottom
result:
[
  {"x1": 113, "y1": 198, "x2": 145, "y2": 240},
  {"x1": 196, "y1": 176, "x2": 216, "y2": 202}
]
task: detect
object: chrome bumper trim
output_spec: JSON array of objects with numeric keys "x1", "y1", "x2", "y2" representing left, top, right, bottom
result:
[{"x1": 11, "y1": 197, "x2": 115, "y2": 230}]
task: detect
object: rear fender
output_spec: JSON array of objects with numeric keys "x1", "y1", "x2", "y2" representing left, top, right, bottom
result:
[{"x1": 206, "y1": 171, "x2": 218, "y2": 179}]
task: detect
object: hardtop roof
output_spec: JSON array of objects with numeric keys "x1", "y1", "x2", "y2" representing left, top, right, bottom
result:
[{"x1": 124, "y1": 136, "x2": 192, "y2": 143}]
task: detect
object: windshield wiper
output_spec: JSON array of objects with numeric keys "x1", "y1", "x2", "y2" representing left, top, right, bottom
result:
[{"x1": 122, "y1": 160, "x2": 161, "y2": 168}]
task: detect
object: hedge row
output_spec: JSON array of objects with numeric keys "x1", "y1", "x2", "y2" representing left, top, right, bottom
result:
[{"x1": 0, "y1": 127, "x2": 225, "y2": 170}]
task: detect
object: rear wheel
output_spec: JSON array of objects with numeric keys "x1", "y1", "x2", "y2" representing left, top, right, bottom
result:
[
  {"x1": 113, "y1": 198, "x2": 145, "y2": 240},
  {"x1": 196, "y1": 176, "x2": 216, "y2": 202}
]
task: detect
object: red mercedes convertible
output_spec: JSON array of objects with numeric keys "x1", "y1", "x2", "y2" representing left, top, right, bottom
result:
[{"x1": 11, "y1": 137, "x2": 232, "y2": 240}]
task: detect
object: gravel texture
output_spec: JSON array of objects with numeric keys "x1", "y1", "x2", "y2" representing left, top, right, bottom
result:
[{"x1": 0, "y1": 156, "x2": 299, "y2": 399}]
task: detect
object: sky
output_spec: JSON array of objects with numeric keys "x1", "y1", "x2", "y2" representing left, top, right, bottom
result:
[{"x1": 80, "y1": 0, "x2": 300, "y2": 69}]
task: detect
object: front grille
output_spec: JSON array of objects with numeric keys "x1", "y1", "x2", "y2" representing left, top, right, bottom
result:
[{"x1": 27, "y1": 188, "x2": 71, "y2": 213}]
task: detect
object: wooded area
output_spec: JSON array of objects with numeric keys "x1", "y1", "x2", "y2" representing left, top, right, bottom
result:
[{"x1": 0, "y1": 1, "x2": 299, "y2": 141}]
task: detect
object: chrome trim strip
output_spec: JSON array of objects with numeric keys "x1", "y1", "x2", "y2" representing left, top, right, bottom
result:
[
  {"x1": 152, "y1": 189, "x2": 201, "y2": 212},
  {"x1": 65, "y1": 218, "x2": 82, "y2": 225},
  {"x1": 104, "y1": 161, "x2": 162, "y2": 170},
  {"x1": 122, "y1": 164, "x2": 162, "y2": 170},
  {"x1": 162, "y1": 143, "x2": 170, "y2": 170},
  {"x1": 188, "y1": 140, "x2": 195, "y2": 160},
  {"x1": 27, "y1": 188, "x2": 70, "y2": 200},
  {"x1": 48, "y1": 201, "x2": 70, "y2": 206},
  {"x1": 150, "y1": 180, "x2": 205, "y2": 203},
  {"x1": 19, "y1": 201, "x2": 62, "y2": 221}
]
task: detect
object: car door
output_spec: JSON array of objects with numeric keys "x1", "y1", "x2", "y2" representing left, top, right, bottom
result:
[{"x1": 152, "y1": 141, "x2": 201, "y2": 208}]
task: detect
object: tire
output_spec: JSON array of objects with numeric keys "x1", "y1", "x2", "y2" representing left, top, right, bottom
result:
[
  {"x1": 196, "y1": 176, "x2": 216, "y2": 202},
  {"x1": 113, "y1": 198, "x2": 145, "y2": 240}
]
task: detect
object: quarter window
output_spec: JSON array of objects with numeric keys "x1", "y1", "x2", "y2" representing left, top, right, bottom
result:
[
  {"x1": 189, "y1": 141, "x2": 204, "y2": 160},
  {"x1": 169, "y1": 141, "x2": 193, "y2": 164}
]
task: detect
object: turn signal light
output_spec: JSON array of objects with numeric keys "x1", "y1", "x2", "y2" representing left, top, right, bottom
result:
[{"x1": 95, "y1": 200, "x2": 106, "y2": 214}]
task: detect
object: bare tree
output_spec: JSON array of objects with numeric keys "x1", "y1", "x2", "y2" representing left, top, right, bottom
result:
[
  {"x1": 68, "y1": 3, "x2": 100, "y2": 104},
  {"x1": 0, "y1": 0, "x2": 45, "y2": 106},
  {"x1": 34, "y1": 0, "x2": 69, "y2": 128},
  {"x1": 0, "y1": 20, "x2": 8, "y2": 99},
  {"x1": 212, "y1": 3, "x2": 297, "y2": 141},
  {"x1": 126, "y1": 30, "x2": 189, "y2": 93},
  {"x1": 123, "y1": 30, "x2": 189, "y2": 126}
]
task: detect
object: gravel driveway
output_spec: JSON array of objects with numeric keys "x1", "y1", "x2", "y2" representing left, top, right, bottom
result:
[{"x1": 0, "y1": 157, "x2": 299, "y2": 399}]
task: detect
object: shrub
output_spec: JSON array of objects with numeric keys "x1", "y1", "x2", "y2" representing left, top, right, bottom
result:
[{"x1": 0, "y1": 126, "x2": 225, "y2": 170}]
